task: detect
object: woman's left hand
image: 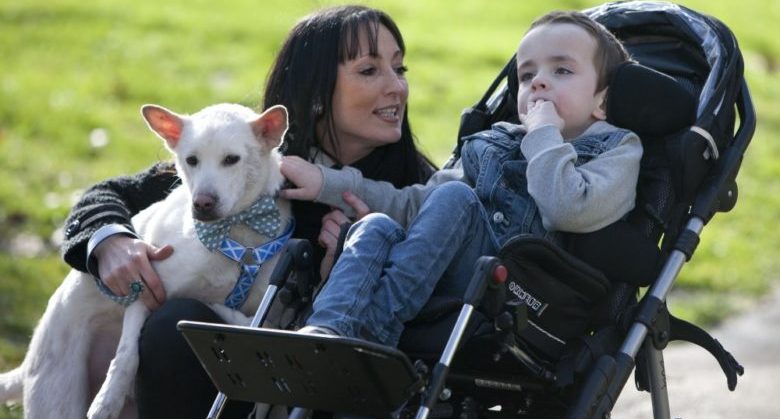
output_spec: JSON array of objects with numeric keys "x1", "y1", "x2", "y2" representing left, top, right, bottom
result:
[{"x1": 318, "y1": 191, "x2": 371, "y2": 279}]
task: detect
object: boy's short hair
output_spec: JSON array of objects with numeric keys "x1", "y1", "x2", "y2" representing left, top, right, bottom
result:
[{"x1": 529, "y1": 11, "x2": 630, "y2": 92}]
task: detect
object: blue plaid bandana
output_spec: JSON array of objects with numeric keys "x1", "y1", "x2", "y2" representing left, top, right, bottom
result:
[{"x1": 194, "y1": 196, "x2": 281, "y2": 251}]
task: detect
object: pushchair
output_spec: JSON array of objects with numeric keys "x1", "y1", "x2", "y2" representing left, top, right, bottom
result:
[{"x1": 177, "y1": 1, "x2": 755, "y2": 418}]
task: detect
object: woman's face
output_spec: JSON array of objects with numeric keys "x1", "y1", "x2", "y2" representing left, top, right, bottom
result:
[{"x1": 328, "y1": 24, "x2": 408, "y2": 164}]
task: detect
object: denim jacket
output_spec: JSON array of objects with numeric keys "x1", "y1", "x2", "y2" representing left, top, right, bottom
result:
[
  {"x1": 316, "y1": 121, "x2": 641, "y2": 241},
  {"x1": 460, "y1": 121, "x2": 636, "y2": 246}
]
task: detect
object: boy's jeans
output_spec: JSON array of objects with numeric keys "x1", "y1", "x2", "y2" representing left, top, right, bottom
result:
[{"x1": 306, "y1": 181, "x2": 499, "y2": 347}]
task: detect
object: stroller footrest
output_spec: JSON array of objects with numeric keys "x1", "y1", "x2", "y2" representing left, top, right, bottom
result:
[{"x1": 177, "y1": 321, "x2": 423, "y2": 417}]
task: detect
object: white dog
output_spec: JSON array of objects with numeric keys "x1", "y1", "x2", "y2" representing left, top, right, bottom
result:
[{"x1": 0, "y1": 103, "x2": 292, "y2": 419}]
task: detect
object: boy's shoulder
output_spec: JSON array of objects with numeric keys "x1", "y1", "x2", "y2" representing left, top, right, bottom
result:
[
  {"x1": 464, "y1": 121, "x2": 525, "y2": 144},
  {"x1": 488, "y1": 121, "x2": 526, "y2": 139},
  {"x1": 582, "y1": 120, "x2": 632, "y2": 137},
  {"x1": 577, "y1": 121, "x2": 639, "y2": 149}
]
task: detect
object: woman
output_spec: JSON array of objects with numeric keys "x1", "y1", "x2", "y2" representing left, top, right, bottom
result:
[{"x1": 60, "y1": 5, "x2": 434, "y2": 418}]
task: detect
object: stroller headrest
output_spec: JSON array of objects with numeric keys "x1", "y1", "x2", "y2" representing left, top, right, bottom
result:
[{"x1": 606, "y1": 62, "x2": 697, "y2": 138}]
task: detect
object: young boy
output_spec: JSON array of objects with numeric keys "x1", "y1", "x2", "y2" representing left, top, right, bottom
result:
[{"x1": 281, "y1": 11, "x2": 642, "y2": 346}]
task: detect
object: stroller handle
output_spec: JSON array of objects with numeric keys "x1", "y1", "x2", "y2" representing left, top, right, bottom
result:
[{"x1": 692, "y1": 79, "x2": 756, "y2": 223}]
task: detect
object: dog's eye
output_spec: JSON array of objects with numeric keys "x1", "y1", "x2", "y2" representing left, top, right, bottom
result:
[
  {"x1": 223, "y1": 155, "x2": 240, "y2": 166},
  {"x1": 186, "y1": 156, "x2": 198, "y2": 166}
]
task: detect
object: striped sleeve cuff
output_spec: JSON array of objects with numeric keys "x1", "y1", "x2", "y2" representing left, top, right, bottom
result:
[{"x1": 85, "y1": 224, "x2": 139, "y2": 278}]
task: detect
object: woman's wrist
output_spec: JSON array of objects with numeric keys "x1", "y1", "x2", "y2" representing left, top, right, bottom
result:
[{"x1": 86, "y1": 224, "x2": 138, "y2": 278}]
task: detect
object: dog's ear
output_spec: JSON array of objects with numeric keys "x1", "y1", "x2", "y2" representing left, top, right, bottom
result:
[
  {"x1": 141, "y1": 105, "x2": 184, "y2": 149},
  {"x1": 251, "y1": 105, "x2": 289, "y2": 149}
]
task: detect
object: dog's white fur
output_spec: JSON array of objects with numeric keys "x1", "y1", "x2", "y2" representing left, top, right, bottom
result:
[{"x1": 0, "y1": 103, "x2": 292, "y2": 419}]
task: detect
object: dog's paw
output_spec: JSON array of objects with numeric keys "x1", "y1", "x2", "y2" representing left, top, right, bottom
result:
[
  {"x1": 209, "y1": 304, "x2": 252, "y2": 326},
  {"x1": 86, "y1": 405, "x2": 109, "y2": 419},
  {"x1": 87, "y1": 394, "x2": 123, "y2": 419}
]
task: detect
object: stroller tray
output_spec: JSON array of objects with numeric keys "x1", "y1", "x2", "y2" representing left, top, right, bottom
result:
[{"x1": 177, "y1": 321, "x2": 423, "y2": 417}]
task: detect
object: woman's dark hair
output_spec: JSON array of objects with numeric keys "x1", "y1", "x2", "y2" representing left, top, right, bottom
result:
[{"x1": 263, "y1": 4, "x2": 429, "y2": 176}]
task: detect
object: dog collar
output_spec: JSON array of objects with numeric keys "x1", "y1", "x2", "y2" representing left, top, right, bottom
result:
[
  {"x1": 194, "y1": 195, "x2": 281, "y2": 251},
  {"x1": 218, "y1": 220, "x2": 295, "y2": 309}
]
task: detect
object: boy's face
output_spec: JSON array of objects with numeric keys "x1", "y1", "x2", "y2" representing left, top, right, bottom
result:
[{"x1": 516, "y1": 22, "x2": 607, "y2": 139}]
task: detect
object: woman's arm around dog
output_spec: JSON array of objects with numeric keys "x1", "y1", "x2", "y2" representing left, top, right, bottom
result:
[{"x1": 61, "y1": 161, "x2": 179, "y2": 308}]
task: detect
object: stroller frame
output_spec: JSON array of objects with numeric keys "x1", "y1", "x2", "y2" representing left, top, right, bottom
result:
[{"x1": 179, "y1": 2, "x2": 756, "y2": 418}]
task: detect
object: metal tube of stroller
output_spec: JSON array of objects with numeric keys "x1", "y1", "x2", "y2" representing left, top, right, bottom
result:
[
  {"x1": 415, "y1": 304, "x2": 476, "y2": 419},
  {"x1": 619, "y1": 251, "x2": 687, "y2": 358},
  {"x1": 416, "y1": 256, "x2": 503, "y2": 419},
  {"x1": 207, "y1": 393, "x2": 228, "y2": 419},
  {"x1": 621, "y1": 217, "x2": 704, "y2": 357},
  {"x1": 567, "y1": 218, "x2": 704, "y2": 419},
  {"x1": 611, "y1": 218, "x2": 704, "y2": 418},
  {"x1": 608, "y1": 219, "x2": 702, "y2": 419},
  {"x1": 644, "y1": 340, "x2": 671, "y2": 419},
  {"x1": 249, "y1": 284, "x2": 280, "y2": 328},
  {"x1": 206, "y1": 240, "x2": 310, "y2": 419},
  {"x1": 207, "y1": 283, "x2": 281, "y2": 419},
  {"x1": 288, "y1": 407, "x2": 311, "y2": 419},
  {"x1": 441, "y1": 305, "x2": 475, "y2": 365}
]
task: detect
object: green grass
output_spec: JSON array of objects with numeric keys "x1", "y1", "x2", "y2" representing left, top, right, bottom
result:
[{"x1": 1, "y1": 0, "x2": 779, "y2": 416}]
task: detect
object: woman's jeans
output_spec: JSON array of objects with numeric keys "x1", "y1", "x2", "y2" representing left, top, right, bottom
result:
[{"x1": 307, "y1": 182, "x2": 498, "y2": 347}]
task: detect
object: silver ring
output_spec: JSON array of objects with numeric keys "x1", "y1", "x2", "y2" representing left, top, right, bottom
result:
[{"x1": 130, "y1": 280, "x2": 144, "y2": 294}]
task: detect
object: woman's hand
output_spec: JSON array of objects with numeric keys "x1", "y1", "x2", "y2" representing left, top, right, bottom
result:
[
  {"x1": 318, "y1": 191, "x2": 371, "y2": 280},
  {"x1": 92, "y1": 235, "x2": 173, "y2": 310},
  {"x1": 279, "y1": 156, "x2": 324, "y2": 201}
]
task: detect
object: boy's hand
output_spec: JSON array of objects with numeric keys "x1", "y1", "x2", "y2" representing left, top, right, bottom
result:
[
  {"x1": 279, "y1": 156, "x2": 323, "y2": 201},
  {"x1": 520, "y1": 99, "x2": 564, "y2": 133}
]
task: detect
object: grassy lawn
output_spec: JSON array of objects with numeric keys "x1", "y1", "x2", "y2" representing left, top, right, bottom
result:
[{"x1": 1, "y1": 0, "x2": 779, "y2": 416}]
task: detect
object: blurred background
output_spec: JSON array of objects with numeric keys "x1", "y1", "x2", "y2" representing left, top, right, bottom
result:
[{"x1": 1, "y1": 0, "x2": 778, "y2": 417}]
